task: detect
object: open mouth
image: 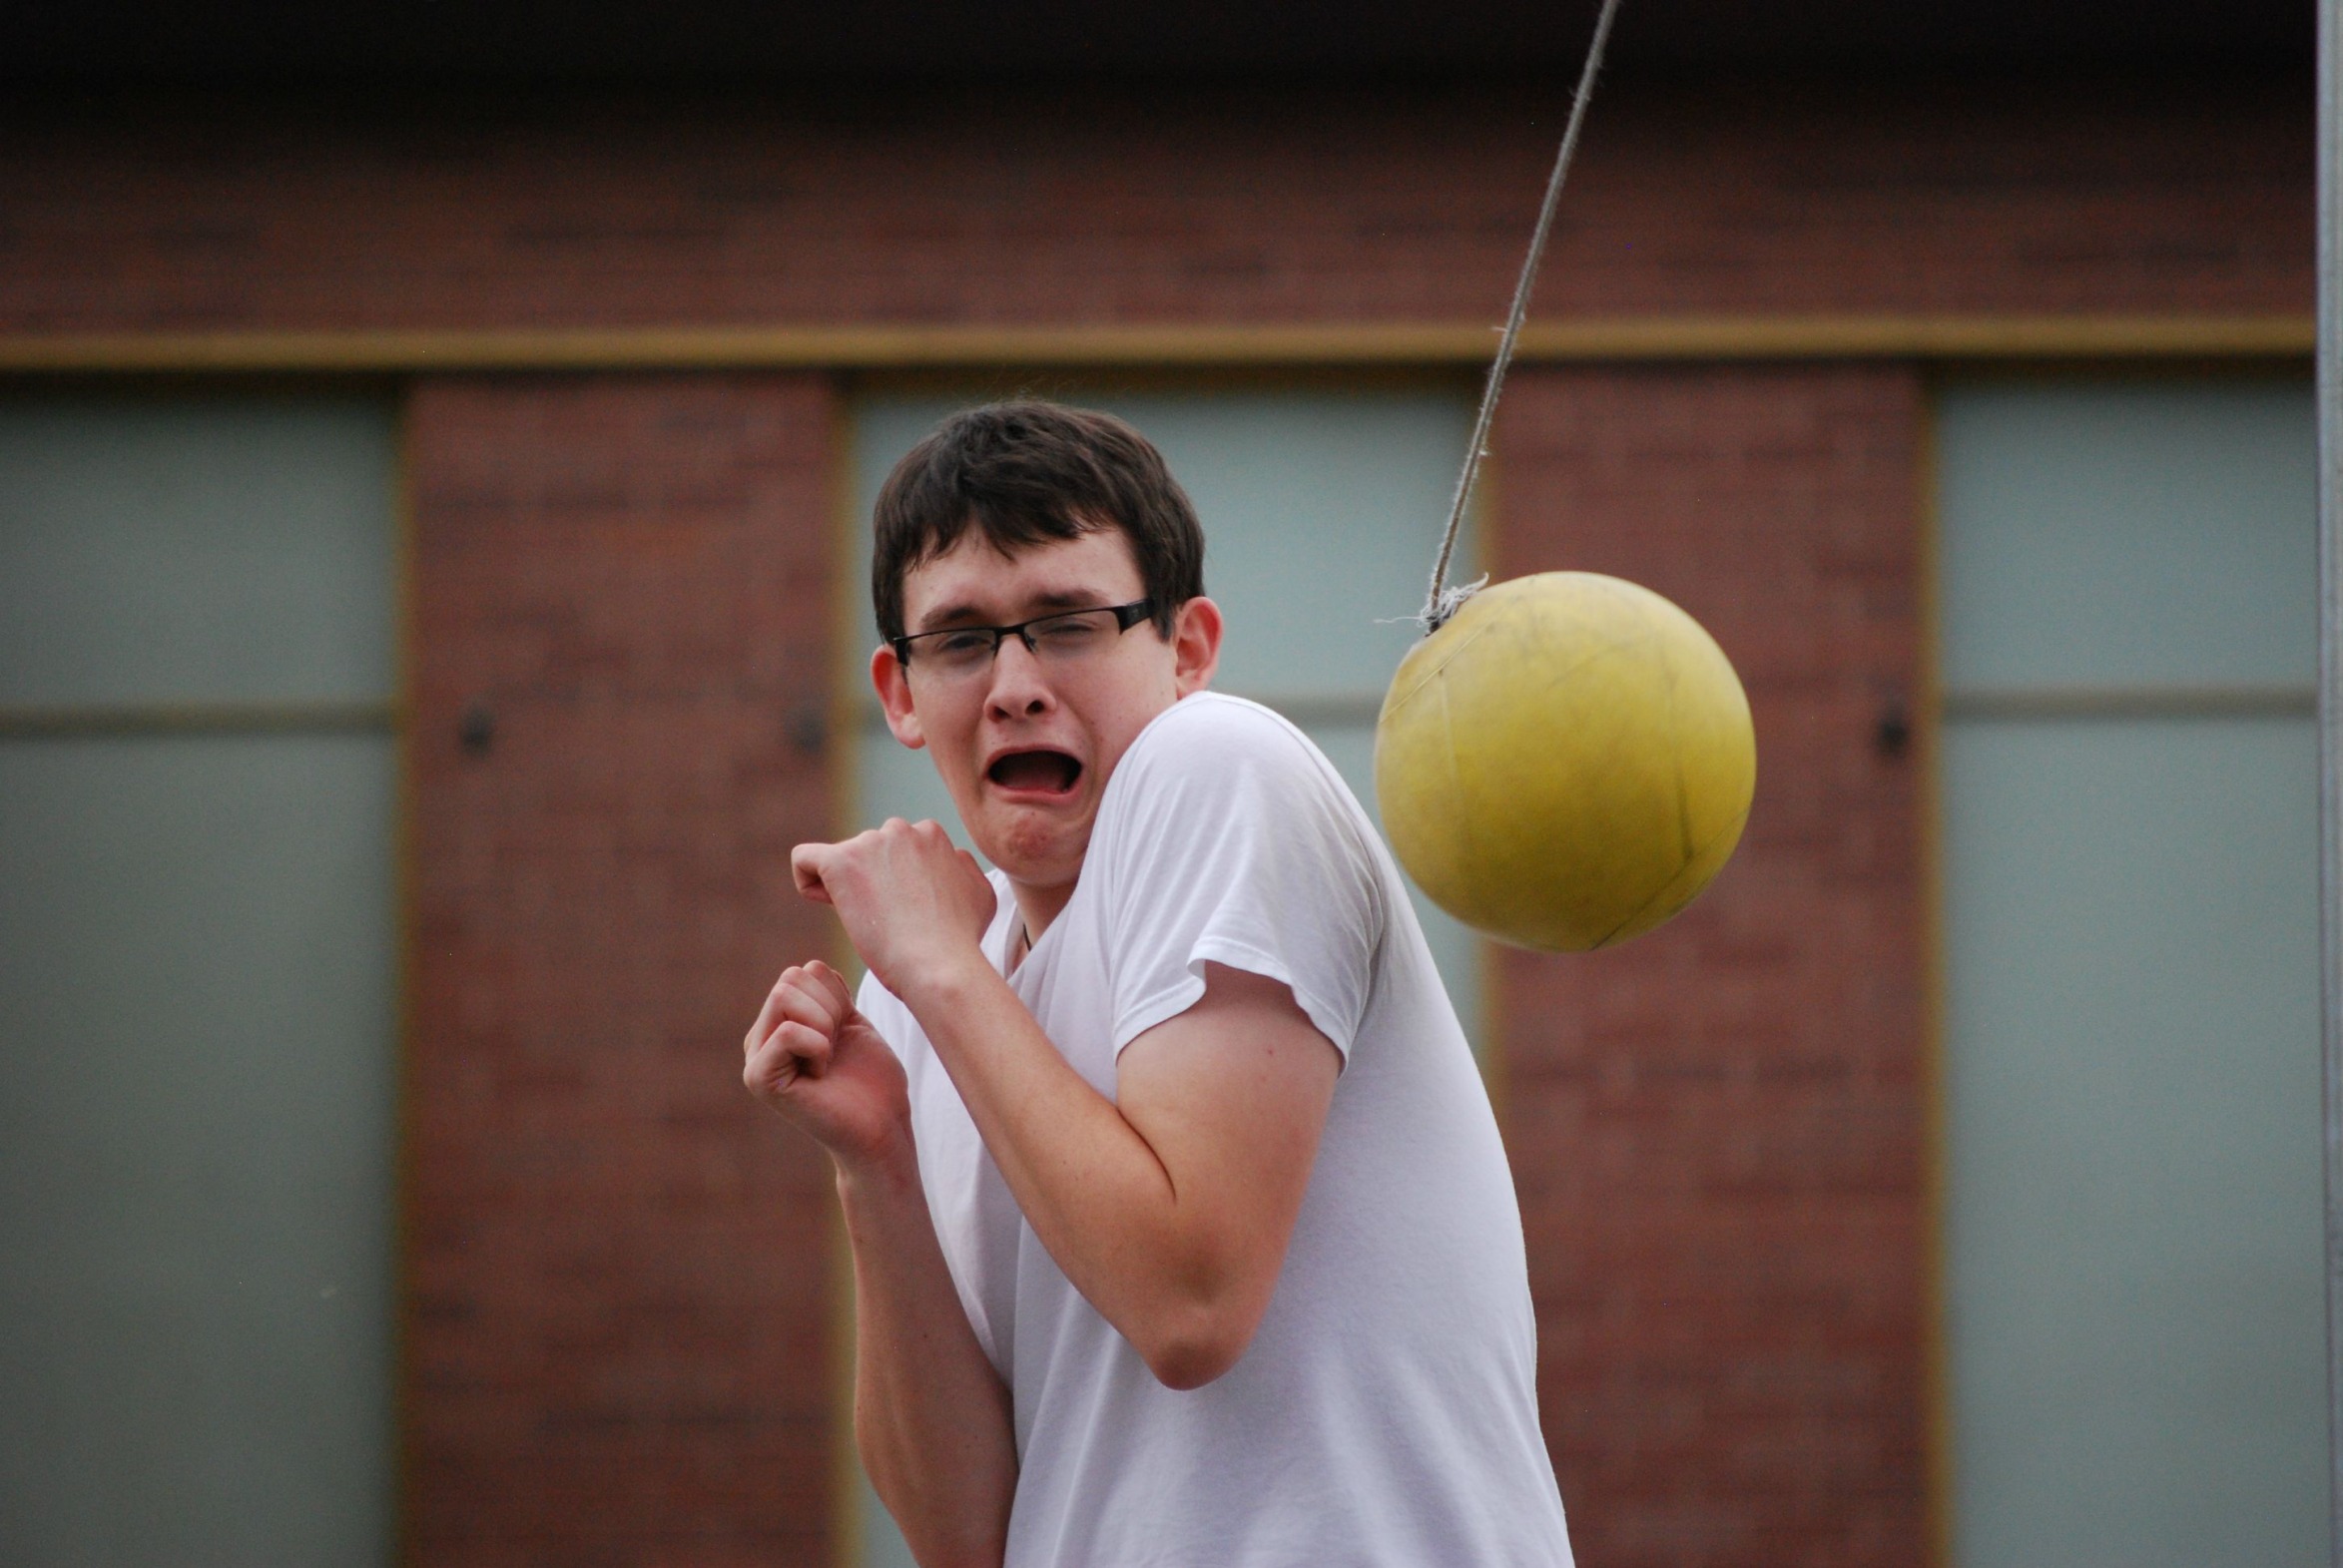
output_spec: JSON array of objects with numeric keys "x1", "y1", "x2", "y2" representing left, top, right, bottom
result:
[{"x1": 987, "y1": 749, "x2": 1083, "y2": 796}]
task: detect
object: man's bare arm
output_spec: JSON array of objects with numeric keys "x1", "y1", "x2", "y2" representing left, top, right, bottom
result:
[
  {"x1": 838, "y1": 1149, "x2": 1015, "y2": 1568},
  {"x1": 795, "y1": 822, "x2": 1342, "y2": 1389},
  {"x1": 940, "y1": 959, "x2": 1339, "y2": 1387},
  {"x1": 744, "y1": 962, "x2": 1015, "y2": 1566}
]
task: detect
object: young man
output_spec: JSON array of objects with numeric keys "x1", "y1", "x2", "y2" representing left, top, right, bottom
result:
[{"x1": 744, "y1": 401, "x2": 1571, "y2": 1568}]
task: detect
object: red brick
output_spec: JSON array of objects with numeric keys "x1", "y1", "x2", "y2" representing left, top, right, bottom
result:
[
  {"x1": 8, "y1": 66, "x2": 2305, "y2": 1568},
  {"x1": 405, "y1": 375, "x2": 844, "y2": 1566},
  {"x1": 1491, "y1": 366, "x2": 1928, "y2": 1568},
  {"x1": 0, "y1": 78, "x2": 2307, "y2": 334}
]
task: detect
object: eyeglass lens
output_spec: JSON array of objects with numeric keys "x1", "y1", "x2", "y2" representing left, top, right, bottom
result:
[{"x1": 909, "y1": 609, "x2": 1122, "y2": 681}]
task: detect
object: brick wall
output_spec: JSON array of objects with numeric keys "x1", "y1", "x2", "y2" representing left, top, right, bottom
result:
[
  {"x1": 405, "y1": 375, "x2": 842, "y2": 1566},
  {"x1": 1492, "y1": 365, "x2": 1927, "y2": 1568},
  {"x1": 3, "y1": 68, "x2": 2310, "y2": 1568},
  {"x1": 0, "y1": 77, "x2": 2308, "y2": 333}
]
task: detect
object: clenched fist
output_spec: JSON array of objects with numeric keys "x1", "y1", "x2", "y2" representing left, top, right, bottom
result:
[
  {"x1": 744, "y1": 958, "x2": 910, "y2": 1169},
  {"x1": 790, "y1": 817, "x2": 998, "y2": 1003}
]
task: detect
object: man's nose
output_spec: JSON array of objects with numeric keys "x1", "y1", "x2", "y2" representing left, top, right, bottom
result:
[{"x1": 984, "y1": 635, "x2": 1054, "y2": 717}]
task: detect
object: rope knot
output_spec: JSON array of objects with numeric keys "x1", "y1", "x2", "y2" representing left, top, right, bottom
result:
[{"x1": 1417, "y1": 575, "x2": 1490, "y2": 635}]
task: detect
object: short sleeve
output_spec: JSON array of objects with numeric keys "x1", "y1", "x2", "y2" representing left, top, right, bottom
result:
[{"x1": 1100, "y1": 699, "x2": 1385, "y2": 1062}]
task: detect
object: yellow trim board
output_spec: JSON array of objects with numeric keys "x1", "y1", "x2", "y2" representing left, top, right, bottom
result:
[{"x1": 0, "y1": 314, "x2": 2312, "y2": 374}]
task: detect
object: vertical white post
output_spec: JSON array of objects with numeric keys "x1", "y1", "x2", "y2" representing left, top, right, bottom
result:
[{"x1": 2320, "y1": 0, "x2": 2343, "y2": 1558}]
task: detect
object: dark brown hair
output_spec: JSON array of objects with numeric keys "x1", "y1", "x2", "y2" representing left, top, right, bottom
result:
[{"x1": 871, "y1": 400, "x2": 1206, "y2": 643}]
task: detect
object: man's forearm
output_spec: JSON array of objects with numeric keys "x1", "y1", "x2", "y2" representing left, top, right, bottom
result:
[
  {"x1": 838, "y1": 1147, "x2": 1016, "y2": 1568},
  {"x1": 898, "y1": 961, "x2": 1226, "y2": 1383}
]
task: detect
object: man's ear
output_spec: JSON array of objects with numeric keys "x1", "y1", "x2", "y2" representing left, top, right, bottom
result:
[
  {"x1": 1171, "y1": 596, "x2": 1224, "y2": 698},
  {"x1": 872, "y1": 644, "x2": 926, "y2": 749}
]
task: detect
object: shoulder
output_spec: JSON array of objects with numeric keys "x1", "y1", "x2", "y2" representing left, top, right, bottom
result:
[
  {"x1": 1115, "y1": 692, "x2": 1332, "y2": 793},
  {"x1": 1092, "y1": 694, "x2": 1390, "y2": 1049},
  {"x1": 1097, "y1": 693, "x2": 1378, "y2": 873}
]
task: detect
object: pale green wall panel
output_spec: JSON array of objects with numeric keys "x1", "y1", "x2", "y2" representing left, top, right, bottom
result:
[
  {"x1": 0, "y1": 396, "x2": 398, "y2": 1565},
  {"x1": 1941, "y1": 718, "x2": 2323, "y2": 1566},
  {"x1": 0, "y1": 398, "x2": 397, "y2": 708},
  {"x1": 1937, "y1": 380, "x2": 2325, "y2": 1568},
  {"x1": 0, "y1": 737, "x2": 399, "y2": 1565},
  {"x1": 1938, "y1": 382, "x2": 2316, "y2": 693}
]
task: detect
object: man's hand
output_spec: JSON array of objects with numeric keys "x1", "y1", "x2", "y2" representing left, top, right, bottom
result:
[
  {"x1": 791, "y1": 818, "x2": 997, "y2": 999},
  {"x1": 745, "y1": 956, "x2": 1020, "y2": 1565},
  {"x1": 743, "y1": 959, "x2": 910, "y2": 1170}
]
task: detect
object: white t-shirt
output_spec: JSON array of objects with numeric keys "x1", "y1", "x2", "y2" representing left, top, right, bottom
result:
[{"x1": 857, "y1": 693, "x2": 1572, "y2": 1568}]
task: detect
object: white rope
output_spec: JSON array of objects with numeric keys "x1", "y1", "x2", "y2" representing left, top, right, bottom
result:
[{"x1": 1418, "y1": 0, "x2": 1626, "y2": 633}]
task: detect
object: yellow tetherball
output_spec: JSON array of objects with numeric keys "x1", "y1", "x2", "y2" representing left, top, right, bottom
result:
[{"x1": 1374, "y1": 572, "x2": 1756, "y2": 951}]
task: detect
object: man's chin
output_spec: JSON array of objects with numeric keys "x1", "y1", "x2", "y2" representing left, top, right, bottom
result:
[{"x1": 973, "y1": 807, "x2": 1091, "y2": 889}]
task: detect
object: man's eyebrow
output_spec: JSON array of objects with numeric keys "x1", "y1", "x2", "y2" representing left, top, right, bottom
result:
[
  {"x1": 1023, "y1": 588, "x2": 1108, "y2": 613},
  {"x1": 912, "y1": 599, "x2": 993, "y2": 633},
  {"x1": 911, "y1": 587, "x2": 1111, "y2": 632}
]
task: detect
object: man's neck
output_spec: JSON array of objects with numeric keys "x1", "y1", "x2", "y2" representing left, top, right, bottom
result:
[{"x1": 1006, "y1": 874, "x2": 1078, "y2": 960}]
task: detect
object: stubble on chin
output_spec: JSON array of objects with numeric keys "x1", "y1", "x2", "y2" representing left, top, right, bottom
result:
[{"x1": 980, "y1": 804, "x2": 1089, "y2": 887}]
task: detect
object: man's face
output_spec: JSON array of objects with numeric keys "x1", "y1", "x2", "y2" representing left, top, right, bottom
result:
[{"x1": 873, "y1": 527, "x2": 1221, "y2": 896}]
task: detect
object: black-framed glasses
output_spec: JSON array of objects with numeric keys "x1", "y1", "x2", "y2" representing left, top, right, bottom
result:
[{"x1": 891, "y1": 599, "x2": 1157, "y2": 683}]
